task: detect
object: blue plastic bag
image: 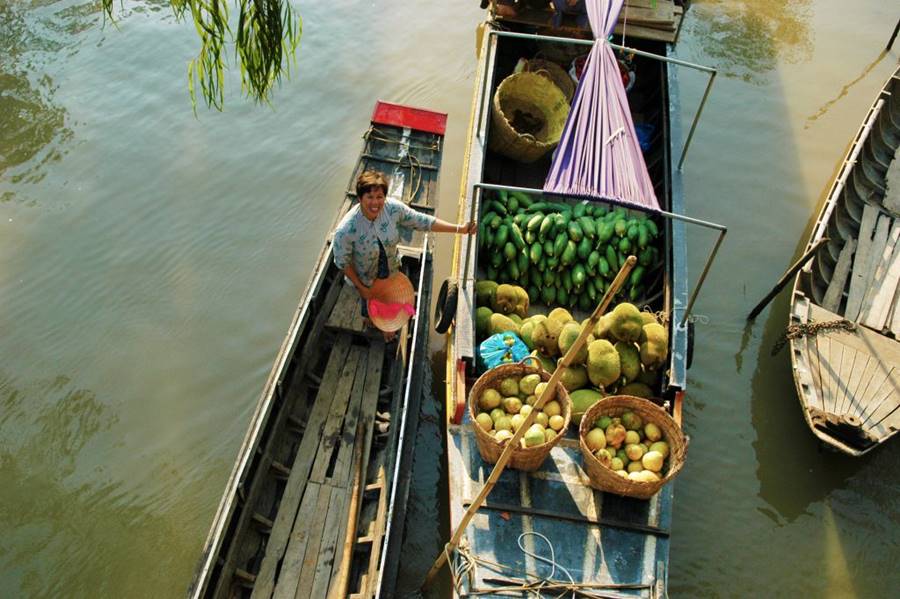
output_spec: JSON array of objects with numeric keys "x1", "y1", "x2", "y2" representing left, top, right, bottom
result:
[{"x1": 477, "y1": 332, "x2": 530, "y2": 372}]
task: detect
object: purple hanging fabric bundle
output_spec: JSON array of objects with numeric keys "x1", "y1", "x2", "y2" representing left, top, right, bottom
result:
[{"x1": 543, "y1": 0, "x2": 660, "y2": 212}]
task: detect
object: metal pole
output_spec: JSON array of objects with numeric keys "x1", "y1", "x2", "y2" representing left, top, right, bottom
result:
[
  {"x1": 887, "y1": 17, "x2": 900, "y2": 51},
  {"x1": 679, "y1": 227, "x2": 726, "y2": 328},
  {"x1": 678, "y1": 69, "x2": 717, "y2": 170}
]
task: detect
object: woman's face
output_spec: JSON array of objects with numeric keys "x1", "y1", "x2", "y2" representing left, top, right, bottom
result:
[{"x1": 360, "y1": 187, "x2": 386, "y2": 221}]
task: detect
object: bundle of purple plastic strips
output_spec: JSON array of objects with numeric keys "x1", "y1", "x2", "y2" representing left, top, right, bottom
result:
[{"x1": 544, "y1": 0, "x2": 660, "y2": 212}]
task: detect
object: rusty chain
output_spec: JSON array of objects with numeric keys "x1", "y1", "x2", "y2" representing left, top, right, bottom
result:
[{"x1": 771, "y1": 319, "x2": 857, "y2": 355}]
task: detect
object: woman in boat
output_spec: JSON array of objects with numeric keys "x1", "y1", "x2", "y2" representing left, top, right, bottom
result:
[{"x1": 333, "y1": 170, "x2": 476, "y2": 337}]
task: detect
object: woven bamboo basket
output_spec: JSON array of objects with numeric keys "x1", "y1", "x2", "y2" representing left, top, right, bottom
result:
[
  {"x1": 522, "y1": 58, "x2": 575, "y2": 103},
  {"x1": 469, "y1": 361, "x2": 571, "y2": 472},
  {"x1": 489, "y1": 71, "x2": 570, "y2": 163},
  {"x1": 578, "y1": 395, "x2": 687, "y2": 500}
]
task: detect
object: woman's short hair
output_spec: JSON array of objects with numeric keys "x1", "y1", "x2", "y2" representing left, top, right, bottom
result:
[{"x1": 356, "y1": 171, "x2": 389, "y2": 198}]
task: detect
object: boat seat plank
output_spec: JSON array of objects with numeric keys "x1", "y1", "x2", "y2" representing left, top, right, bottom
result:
[
  {"x1": 326, "y1": 281, "x2": 367, "y2": 335},
  {"x1": 859, "y1": 366, "x2": 900, "y2": 429},
  {"x1": 822, "y1": 239, "x2": 856, "y2": 312},
  {"x1": 813, "y1": 335, "x2": 837, "y2": 416},
  {"x1": 310, "y1": 346, "x2": 365, "y2": 483},
  {"x1": 843, "y1": 354, "x2": 874, "y2": 421},
  {"x1": 845, "y1": 203, "x2": 880, "y2": 319},
  {"x1": 250, "y1": 334, "x2": 353, "y2": 599},
  {"x1": 833, "y1": 344, "x2": 859, "y2": 417},
  {"x1": 269, "y1": 481, "x2": 322, "y2": 599}
]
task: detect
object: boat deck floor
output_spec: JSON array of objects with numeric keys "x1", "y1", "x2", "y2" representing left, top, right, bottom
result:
[
  {"x1": 248, "y1": 332, "x2": 389, "y2": 599},
  {"x1": 792, "y1": 299, "x2": 900, "y2": 451},
  {"x1": 447, "y1": 424, "x2": 672, "y2": 598}
]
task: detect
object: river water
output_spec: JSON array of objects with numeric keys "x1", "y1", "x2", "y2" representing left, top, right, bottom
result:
[{"x1": 1, "y1": 1, "x2": 898, "y2": 597}]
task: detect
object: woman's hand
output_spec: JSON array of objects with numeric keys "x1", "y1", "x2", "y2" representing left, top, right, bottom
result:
[{"x1": 457, "y1": 220, "x2": 477, "y2": 234}]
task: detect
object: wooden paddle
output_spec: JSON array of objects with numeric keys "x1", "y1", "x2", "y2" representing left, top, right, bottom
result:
[{"x1": 421, "y1": 256, "x2": 638, "y2": 590}]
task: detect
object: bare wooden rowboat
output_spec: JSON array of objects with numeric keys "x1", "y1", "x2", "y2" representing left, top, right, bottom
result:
[
  {"x1": 789, "y1": 65, "x2": 900, "y2": 456},
  {"x1": 189, "y1": 101, "x2": 447, "y2": 598}
]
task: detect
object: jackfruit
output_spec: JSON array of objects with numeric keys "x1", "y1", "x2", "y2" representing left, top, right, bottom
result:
[
  {"x1": 547, "y1": 307, "x2": 574, "y2": 325},
  {"x1": 586, "y1": 339, "x2": 621, "y2": 388},
  {"x1": 489, "y1": 313, "x2": 519, "y2": 336},
  {"x1": 475, "y1": 307, "x2": 493, "y2": 339},
  {"x1": 558, "y1": 364, "x2": 588, "y2": 392},
  {"x1": 615, "y1": 341, "x2": 641, "y2": 383},
  {"x1": 620, "y1": 382, "x2": 653, "y2": 399},
  {"x1": 558, "y1": 322, "x2": 592, "y2": 363},
  {"x1": 592, "y1": 313, "x2": 612, "y2": 339},
  {"x1": 639, "y1": 323, "x2": 668, "y2": 369},
  {"x1": 533, "y1": 318, "x2": 564, "y2": 357},
  {"x1": 475, "y1": 280, "x2": 498, "y2": 308},
  {"x1": 492, "y1": 284, "x2": 520, "y2": 315},
  {"x1": 609, "y1": 302, "x2": 644, "y2": 342}
]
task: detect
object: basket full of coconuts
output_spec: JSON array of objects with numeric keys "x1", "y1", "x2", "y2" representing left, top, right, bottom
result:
[
  {"x1": 469, "y1": 359, "x2": 572, "y2": 472},
  {"x1": 579, "y1": 395, "x2": 687, "y2": 499}
]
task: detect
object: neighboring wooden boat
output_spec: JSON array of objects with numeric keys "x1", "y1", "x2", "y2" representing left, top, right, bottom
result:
[
  {"x1": 189, "y1": 101, "x2": 447, "y2": 598},
  {"x1": 789, "y1": 66, "x2": 900, "y2": 456},
  {"x1": 437, "y1": 16, "x2": 694, "y2": 598}
]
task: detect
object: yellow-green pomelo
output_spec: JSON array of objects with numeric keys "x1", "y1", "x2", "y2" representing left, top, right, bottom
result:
[
  {"x1": 585, "y1": 428, "x2": 607, "y2": 451},
  {"x1": 649, "y1": 440, "x2": 669, "y2": 458},
  {"x1": 642, "y1": 450, "x2": 664, "y2": 472},
  {"x1": 610, "y1": 457, "x2": 624, "y2": 471},
  {"x1": 627, "y1": 461, "x2": 644, "y2": 473},
  {"x1": 624, "y1": 430, "x2": 640, "y2": 446},
  {"x1": 534, "y1": 412, "x2": 549, "y2": 428},
  {"x1": 476, "y1": 413, "x2": 493, "y2": 431},
  {"x1": 543, "y1": 400, "x2": 561, "y2": 417},
  {"x1": 499, "y1": 377, "x2": 520, "y2": 397},
  {"x1": 502, "y1": 396, "x2": 522, "y2": 414},
  {"x1": 519, "y1": 374, "x2": 541, "y2": 395},
  {"x1": 548, "y1": 414, "x2": 565, "y2": 431},
  {"x1": 494, "y1": 415, "x2": 512, "y2": 432},
  {"x1": 490, "y1": 313, "x2": 520, "y2": 336},
  {"x1": 510, "y1": 413, "x2": 525, "y2": 431},
  {"x1": 519, "y1": 404, "x2": 533, "y2": 417},
  {"x1": 523, "y1": 424, "x2": 546, "y2": 447},
  {"x1": 480, "y1": 388, "x2": 502, "y2": 410},
  {"x1": 494, "y1": 429, "x2": 514, "y2": 443},
  {"x1": 528, "y1": 350, "x2": 556, "y2": 373},
  {"x1": 544, "y1": 428, "x2": 556, "y2": 443},
  {"x1": 490, "y1": 407, "x2": 506, "y2": 422},
  {"x1": 621, "y1": 411, "x2": 642, "y2": 431},
  {"x1": 644, "y1": 422, "x2": 662, "y2": 442},
  {"x1": 594, "y1": 448, "x2": 612, "y2": 466},
  {"x1": 625, "y1": 443, "x2": 645, "y2": 461}
]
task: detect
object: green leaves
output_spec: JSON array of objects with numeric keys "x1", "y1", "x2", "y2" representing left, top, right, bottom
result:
[{"x1": 102, "y1": 0, "x2": 302, "y2": 111}]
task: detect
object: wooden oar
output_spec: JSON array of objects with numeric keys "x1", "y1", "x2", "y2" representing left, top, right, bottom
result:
[
  {"x1": 421, "y1": 255, "x2": 638, "y2": 591},
  {"x1": 746, "y1": 237, "x2": 829, "y2": 321}
]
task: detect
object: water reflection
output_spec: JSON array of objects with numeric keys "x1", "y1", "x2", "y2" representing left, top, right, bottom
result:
[
  {"x1": 805, "y1": 52, "x2": 890, "y2": 128},
  {"x1": 687, "y1": 0, "x2": 813, "y2": 83},
  {"x1": 0, "y1": 2, "x2": 75, "y2": 189},
  {"x1": 749, "y1": 296, "x2": 862, "y2": 523}
]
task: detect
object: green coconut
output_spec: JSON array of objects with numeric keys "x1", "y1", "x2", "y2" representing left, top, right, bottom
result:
[
  {"x1": 620, "y1": 382, "x2": 653, "y2": 399},
  {"x1": 558, "y1": 364, "x2": 588, "y2": 392},
  {"x1": 475, "y1": 307, "x2": 493, "y2": 339},
  {"x1": 586, "y1": 339, "x2": 621, "y2": 388},
  {"x1": 570, "y1": 388, "x2": 603, "y2": 424},
  {"x1": 609, "y1": 302, "x2": 644, "y2": 342},
  {"x1": 475, "y1": 280, "x2": 498, "y2": 307},
  {"x1": 614, "y1": 341, "x2": 641, "y2": 383}
]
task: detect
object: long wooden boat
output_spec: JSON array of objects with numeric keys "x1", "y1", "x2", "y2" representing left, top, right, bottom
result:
[
  {"x1": 189, "y1": 101, "x2": 447, "y2": 598},
  {"x1": 438, "y1": 13, "x2": 694, "y2": 598},
  {"x1": 789, "y1": 65, "x2": 900, "y2": 456}
]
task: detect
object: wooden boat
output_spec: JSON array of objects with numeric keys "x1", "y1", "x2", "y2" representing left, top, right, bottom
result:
[
  {"x1": 789, "y1": 65, "x2": 900, "y2": 456},
  {"x1": 436, "y1": 13, "x2": 697, "y2": 598},
  {"x1": 189, "y1": 101, "x2": 448, "y2": 598}
]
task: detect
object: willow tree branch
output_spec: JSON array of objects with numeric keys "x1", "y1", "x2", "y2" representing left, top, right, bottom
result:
[{"x1": 102, "y1": 0, "x2": 302, "y2": 111}]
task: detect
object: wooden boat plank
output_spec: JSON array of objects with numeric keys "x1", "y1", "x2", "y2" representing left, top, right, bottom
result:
[
  {"x1": 860, "y1": 366, "x2": 899, "y2": 425},
  {"x1": 251, "y1": 334, "x2": 353, "y2": 599},
  {"x1": 813, "y1": 335, "x2": 837, "y2": 416},
  {"x1": 833, "y1": 345, "x2": 859, "y2": 418},
  {"x1": 822, "y1": 239, "x2": 856, "y2": 312},
  {"x1": 310, "y1": 346, "x2": 365, "y2": 483},
  {"x1": 325, "y1": 352, "x2": 370, "y2": 487},
  {"x1": 843, "y1": 354, "x2": 874, "y2": 421},
  {"x1": 277, "y1": 484, "x2": 334, "y2": 599},
  {"x1": 860, "y1": 215, "x2": 896, "y2": 324},
  {"x1": 327, "y1": 281, "x2": 367, "y2": 334},
  {"x1": 308, "y1": 483, "x2": 349, "y2": 599},
  {"x1": 845, "y1": 203, "x2": 880, "y2": 320},
  {"x1": 269, "y1": 481, "x2": 322, "y2": 599},
  {"x1": 863, "y1": 219, "x2": 900, "y2": 328}
]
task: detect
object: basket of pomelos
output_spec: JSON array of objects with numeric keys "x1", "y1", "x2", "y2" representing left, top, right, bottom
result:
[
  {"x1": 469, "y1": 359, "x2": 571, "y2": 472},
  {"x1": 579, "y1": 395, "x2": 687, "y2": 499}
]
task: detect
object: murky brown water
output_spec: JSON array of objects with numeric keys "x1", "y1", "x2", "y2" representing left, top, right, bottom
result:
[{"x1": 1, "y1": 1, "x2": 898, "y2": 597}]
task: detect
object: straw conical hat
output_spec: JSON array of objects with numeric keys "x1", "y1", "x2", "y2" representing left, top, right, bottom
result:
[{"x1": 368, "y1": 272, "x2": 415, "y2": 332}]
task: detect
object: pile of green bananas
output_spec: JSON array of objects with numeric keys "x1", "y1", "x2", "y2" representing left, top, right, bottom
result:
[{"x1": 478, "y1": 189, "x2": 663, "y2": 310}]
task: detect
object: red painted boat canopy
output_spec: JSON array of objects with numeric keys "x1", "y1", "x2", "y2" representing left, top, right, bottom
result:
[
  {"x1": 371, "y1": 101, "x2": 448, "y2": 136},
  {"x1": 544, "y1": 0, "x2": 660, "y2": 212}
]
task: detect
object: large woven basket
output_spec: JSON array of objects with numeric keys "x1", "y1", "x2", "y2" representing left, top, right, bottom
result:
[
  {"x1": 469, "y1": 361, "x2": 571, "y2": 472},
  {"x1": 579, "y1": 395, "x2": 687, "y2": 500},
  {"x1": 522, "y1": 58, "x2": 575, "y2": 103},
  {"x1": 489, "y1": 71, "x2": 570, "y2": 163}
]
